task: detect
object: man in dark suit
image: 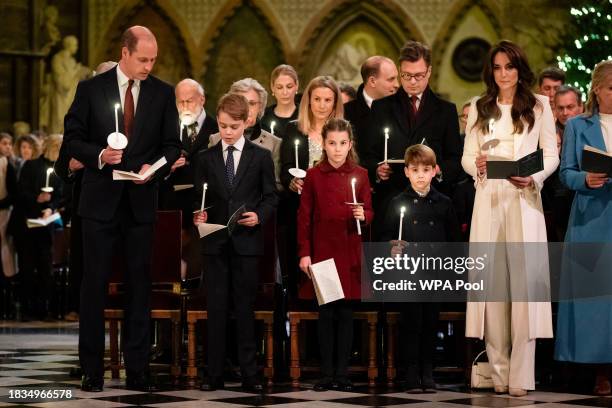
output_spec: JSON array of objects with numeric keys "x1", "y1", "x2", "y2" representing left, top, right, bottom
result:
[
  {"x1": 161, "y1": 78, "x2": 218, "y2": 213},
  {"x1": 63, "y1": 26, "x2": 180, "y2": 392},
  {"x1": 364, "y1": 41, "x2": 462, "y2": 233},
  {"x1": 344, "y1": 56, "x2": 398, "y2": 166},
  {"x1": 193, "y1": 93, "x2": 277, "y2": 392}
]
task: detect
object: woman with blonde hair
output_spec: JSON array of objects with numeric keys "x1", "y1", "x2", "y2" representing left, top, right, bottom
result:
[
  {"x1": 555, "y1": 59, "x2": 612, "y2": 395},
  {"x1": 279, "y1": 76, "x2": 343, "y2": 295},
  {"x1": 261, "y1": 64, "x2": 300, "y2": 139}
]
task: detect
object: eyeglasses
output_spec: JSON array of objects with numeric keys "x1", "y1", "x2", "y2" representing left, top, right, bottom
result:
[{"x1": 399, "y1": 71, "x2": 429, "y2": 82}]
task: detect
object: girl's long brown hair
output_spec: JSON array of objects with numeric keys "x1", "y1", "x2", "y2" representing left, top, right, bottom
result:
[
  {"x1": 473, "y1": 40, "x2": 539, "y2": 135},
  {"x1": 319, "y1": 118, "x2": 358, "y2": 165}
]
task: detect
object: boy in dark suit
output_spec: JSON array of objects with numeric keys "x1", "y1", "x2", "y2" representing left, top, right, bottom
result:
[
  {"x1": 381, "y1": 144, "x2": 461, "y2": 393},
  {"x1": 193, "y1": 93, "x2": 278, "y2": 392}
]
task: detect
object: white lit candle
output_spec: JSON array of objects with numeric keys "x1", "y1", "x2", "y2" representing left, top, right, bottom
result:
[
  {"x1": 270, "y1": 120, "x2": 276, "y2": 135},
  {"x1": 384, "y1": 128, "x2": 389, "y2": 163},
  {"x1": 114, "y1": 103, "x2": 120, "y2": 135},
  {"x1": 398, "y1": 206, "x2": 406, "y2": 241},
  {"x1": 351, "y1": 178, "x2": 361, "y2": 235},
  {"x1": 45, "y1": 168, "x2": 53, "y2": 189},
  {"x1": 180, "y1": 121, "x2": 185, "y2": 142},
  {"x1": 200, "y1": 183, "x2": 207, "y2": 212},
  {"x1": 294, "y1": 139, "x2": 300, "y2": 169}
]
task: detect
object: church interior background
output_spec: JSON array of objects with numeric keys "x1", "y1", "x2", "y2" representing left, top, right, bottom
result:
[{"x1": 0, "y1": 0, "x2": 572, "y2": 135}]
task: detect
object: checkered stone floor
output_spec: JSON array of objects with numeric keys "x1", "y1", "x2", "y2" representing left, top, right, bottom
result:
[{"x1": 0, "y1": 323, "x2": 610, "y2": 407}]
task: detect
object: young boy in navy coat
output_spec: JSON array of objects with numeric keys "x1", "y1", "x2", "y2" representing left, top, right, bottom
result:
[{"x1": 381, "y1": 144, "x2": 461, "y2": 392}]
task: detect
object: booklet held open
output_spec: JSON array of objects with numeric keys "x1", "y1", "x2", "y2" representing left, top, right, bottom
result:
[
  {"x1": 581, "y1": 145, "x2": 612, "y2": 176},
  {"x1": 486, "y1": 149, "x2": 543, "y2": 179}
]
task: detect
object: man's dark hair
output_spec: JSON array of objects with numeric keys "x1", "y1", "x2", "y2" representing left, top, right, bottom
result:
[
  {"x1": 538, "y1": 66, "x2": 565, "y2": 86},
  {"x1": 338, "y1": 83, "x2": 357, "y2": 101},
  {"x1": 554, "y1": 85, "x2": 582, "y2": 105},
  {"x1": 399, "y1": 41, "x2": 431, "y2": 66}
]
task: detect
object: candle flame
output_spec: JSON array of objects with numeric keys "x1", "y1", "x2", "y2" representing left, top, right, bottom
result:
[
  {"x1": 294, "y1": 139, "x2": 299, "y2": 146},
  {"x1": 384, "y1": 127, "x2": 389, "y2": 137},
  {"x1": 400, "y1": 206, "x2": 406, "y2": 215},
  {"x1": 114, "y1": 103, "x2": 120, "y2": 109},
  {"x1": 351, "y1": 177, "x2": 356, "y2": 185},
  {"x1": 271, "y1": 121, "x2": 276, "y2": 126},
  {"x1": 46, "y1": 168, "x2": 54, "y2": 175},
  {"x1": 203, "y1": 182, "x2": 208, "y2": 190}
]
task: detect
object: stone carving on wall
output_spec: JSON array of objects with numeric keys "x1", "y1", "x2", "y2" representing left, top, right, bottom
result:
[
  {"x1": 40, "y1": 36, "x2": 91, "y2": 134},
  {"x1": 394, "y1": 0, "x2": 456, "y2": 44},
  {"x1": 41, "y1": 5, "x2": 61, "y2": 55},
  {"x1": 172, "y1": 0, "x2": 225, "y2": 45},
  {"x1": 318, "y1": 33, "x2": 376, "y2": 86},
  {"x1": 452, "y1": 37, "x2": 491, "y2": 82},
  {"x1": 315, "y1": 19, "x2": 399, "y2": 87},
  {"x1": 202, "y1": 4, "x2": 283, "y2": 108}
]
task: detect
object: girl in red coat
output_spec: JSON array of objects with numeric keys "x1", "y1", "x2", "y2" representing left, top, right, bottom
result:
[{"x1": 297, "y1": 118, "x2": 373, "y2": 391}]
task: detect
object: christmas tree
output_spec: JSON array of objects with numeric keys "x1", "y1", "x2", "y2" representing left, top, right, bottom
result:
[{"x1": 556, "y1": 1, "x2": 612, "y2": 98}]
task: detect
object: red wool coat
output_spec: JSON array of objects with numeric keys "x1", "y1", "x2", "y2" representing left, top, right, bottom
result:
[{"x1": 297, "y1": 160, "x2": 373, "y2": 299}]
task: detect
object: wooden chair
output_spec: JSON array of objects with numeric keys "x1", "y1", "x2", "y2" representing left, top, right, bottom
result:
[
  {"x1": 184, "y1": 218, "x2": 278, "y2": 387},
  {"x1": 288, "y1": 309, "x2": 379, "y2": 387},
  {"x1": 104, "y1": 210, "x2": 183, "y2": 382}
]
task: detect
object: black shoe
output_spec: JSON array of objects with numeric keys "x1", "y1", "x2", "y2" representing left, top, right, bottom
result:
[
  {"x1": 81, "y1": 375, "x2": 103, "y2": 392},
  {"x1": 126, "y1": 373, "x2": 158, "y2": 392},
  {"x1": 313, "y1": 377, "x2": 334, "y2": 392},
  {"x1": 335, "y1": 377, "x2": 353, "y2": 391},
  {"x1": 200, "y1": 377, "x2": 224, "y2": 391},
  {"x1": 242, "y1": 376, "x2": 263, "y2": 393}
]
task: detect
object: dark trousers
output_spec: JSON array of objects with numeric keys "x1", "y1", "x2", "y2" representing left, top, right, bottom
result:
[
  {"x1": 400, "y1": 302, "x2": 439, "y2": 385},
  {"x1": 67, "y1": 213, "x2": 83, "y2": 313},
  {"x1": 19, "y1": 228, "x2": 53, "y2": 317},
  {"x1": 318, "y1": 300, "x2": 353, "y2": 379},
  {"x1": 79, "y1": 196, "x2": 154, "y2": 378},
  {"x1": 203, "y1": 249, "x2": 259, "y2": 379}
]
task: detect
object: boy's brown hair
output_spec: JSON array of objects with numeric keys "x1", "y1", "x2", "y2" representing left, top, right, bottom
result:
[
  {"x1": 216, "y1": 93, "x2": 249, "y2": 121},
  {"x1": 404, "y1": 144, "x2": 436, "y2": 167}
]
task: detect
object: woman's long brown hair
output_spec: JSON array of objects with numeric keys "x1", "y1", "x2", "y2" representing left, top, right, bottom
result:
[{"x1": 473, "y1": 40, "x2": 539, "y2": 135}]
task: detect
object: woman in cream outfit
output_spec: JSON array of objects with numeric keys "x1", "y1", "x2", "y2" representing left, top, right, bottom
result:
[{"x1": 462, "y1": 41, "x2": 558, "y2": 397}]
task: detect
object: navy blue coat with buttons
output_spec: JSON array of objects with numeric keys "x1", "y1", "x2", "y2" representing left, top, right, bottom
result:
[{"x1": 380, "y1": 185, "x2": 461, "y2": 243}]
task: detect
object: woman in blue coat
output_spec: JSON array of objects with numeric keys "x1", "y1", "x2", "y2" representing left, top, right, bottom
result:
[{"x1": 555, "y1": 60, "x2": 612, "y2": 395}]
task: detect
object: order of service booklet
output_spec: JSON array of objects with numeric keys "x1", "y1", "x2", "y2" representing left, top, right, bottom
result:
[
  {"x1": 581, "y1": 145, "x2": 612, "y2": 176},
  {"x1": 309, "y1": 258, "x2": 345, "y2": 306},
  {"x1": 486, "y1": 149, "x2": 544, "y2": 179}
]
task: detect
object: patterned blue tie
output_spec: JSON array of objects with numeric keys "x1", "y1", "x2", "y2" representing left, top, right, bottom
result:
[{"x1": 225, "y1": 145, "x2": 235, "y2": 187}]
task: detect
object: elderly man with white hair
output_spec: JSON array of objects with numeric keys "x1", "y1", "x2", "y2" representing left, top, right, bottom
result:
[{"x1": 160, "y1": 78, "x2": 218, "y2": 216}]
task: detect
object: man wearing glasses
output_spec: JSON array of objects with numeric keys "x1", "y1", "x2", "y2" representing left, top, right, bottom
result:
[
  {"x1": 364, "y1": 40, "x2": 462, "y2": 236},
  {"x1": 363, "y1": 41, "x2": 463, "y2": 390}
]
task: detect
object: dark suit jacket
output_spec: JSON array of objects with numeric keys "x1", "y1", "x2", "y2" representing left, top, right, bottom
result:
[
  {"x1": 63, "y1": 67, "x2": 181, "y2": 224},
  {"x1": 364, "y1": 87, "x2": 462, "y2": 194},
  {"x1": 193, "y1": 138, "x2": 278, "y2": 256},
  {"x1": 343, "y1": 83, "x2": 372, "y2": 164},
  {"x1": 159, "y1": 111, "x2": 218, "y2": 211},
  {"x1": 17, "y1": 157, "x2": 63, "y2": 219}
]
